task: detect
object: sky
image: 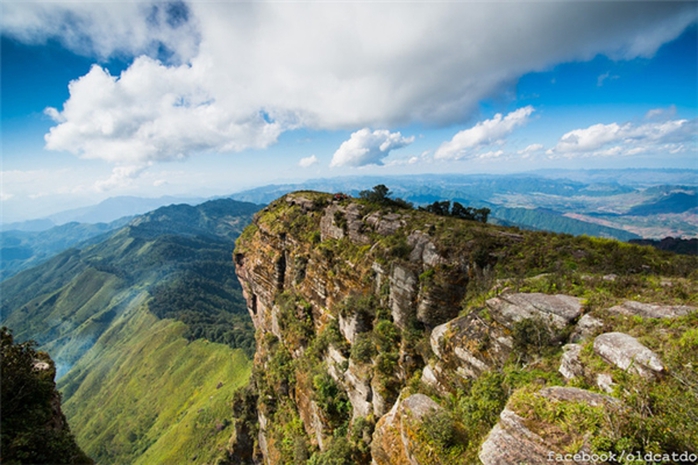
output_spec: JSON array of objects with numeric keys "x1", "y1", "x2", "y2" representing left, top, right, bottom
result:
[{"x1": 1, "y1": 1, "x2": 697, "y2": 223}]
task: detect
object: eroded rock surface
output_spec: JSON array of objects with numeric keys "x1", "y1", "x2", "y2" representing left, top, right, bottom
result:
[
  {"x1": 593, "y1": 332, "x2": 664, "y2": 378},
  {"x1": 607, "y1": 301, "x2": 695, "y2": 319},
  {"x1": 486, "y1": 293, "x2": 583, "y2": 332},
  {"x1": 559, "y1": 343, "x2": 583, "y2": 380},
  {"x1": 371, "y1": 394, "x2": 442, "y2": 465}
]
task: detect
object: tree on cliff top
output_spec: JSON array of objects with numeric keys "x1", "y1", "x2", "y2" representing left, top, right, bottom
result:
[{"x1": 358, "y1": 184, "x2": 412, "y2": 209}]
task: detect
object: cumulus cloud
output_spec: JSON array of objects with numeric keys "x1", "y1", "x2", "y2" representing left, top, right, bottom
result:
[
  {"x1": 548, "y1": 118, "x2": 695, "y2": 158},
  {"x1": 435, "y1": 107, "x2": 534, "y2": 160},
  {"x1": 44, "y1": 57, "x2": 282, "y2": 165},
  {"x1": 94, "y1": 165, "x2": 148, "y2": 192},
  {"x1": 299, "y1": 155, "x2": 319, "y2": 168},
  {"x1": 3, "y1": 1, "x2": 696, "y2": 167},
  {"x1": 330, "y1": 129, "x2": 414, "y2": 167}
]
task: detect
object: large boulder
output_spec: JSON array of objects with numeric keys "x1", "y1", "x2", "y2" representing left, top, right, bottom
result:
[
  {"x1": 593, "y1": 332, "x2": 664, "y2": 378},
  {"x1": 429, "y1": 312, "x2": 512, "y2": 381},
  {"x1": 371, "y1": 394, "x2": 443, "y2": 465},
  {"x1": 486, "y1": 293, "x2": 583, "y2": 332},
  {"x1": 479, "y1": 408, "x2": 560, "y2": 465},
  {"x1": 480, "y1": 387, "x2": 618, "y2": 465}
]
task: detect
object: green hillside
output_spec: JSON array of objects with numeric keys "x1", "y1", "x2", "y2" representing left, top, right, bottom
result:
[
  {"x1": 0, "y1": 199, "x2": 261, "y2": 464},
  {"x1": 59, "y1": 304, "x2": 251, "y2": 464}
]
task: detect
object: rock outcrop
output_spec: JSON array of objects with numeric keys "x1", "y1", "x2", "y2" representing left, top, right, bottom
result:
[
  {"x1": 607, "y1": 301, "x2": 695, "y2": 319},
  {"x1": 371, "y1": 394, "x2": 443, "y2": 465},
  {"x1": 232, "y1": 190, "x2": 698, "y2": 464},
  {"x1": 593, "y1": 332, "x2": 664, "y2": 378},
  {"x1": 480, "y1": 387, "x2": 618, "y2": 465}
]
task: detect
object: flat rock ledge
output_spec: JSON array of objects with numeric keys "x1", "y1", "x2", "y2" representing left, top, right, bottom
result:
[
  {"x1": 593, "y1": 332, "x2": 664, "y2": 378},
  {"x1": 487, "y1": 293, "x2": 583, "y2": 331},
  {"x1": 607, "y1": 301, "x2": 695, "y2": 319}
]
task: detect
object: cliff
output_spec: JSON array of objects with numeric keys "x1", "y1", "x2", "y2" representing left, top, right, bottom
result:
[{"x1": 233, "y1": 191, "x2": 698, "y2": 464}]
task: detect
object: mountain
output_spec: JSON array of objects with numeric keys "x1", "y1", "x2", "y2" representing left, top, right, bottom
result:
[
  {"x1": 2, "y1": 195, "x2": 210, "y2": 232},
  {"x1": 230, "y1": 190, "x2": 698, "y2": 464},
  {"x1": 0, "y1": 198, "x2": 261, "y2": 464},
  {"x1": 627, "y1": 191, "x2": 697, "y2": 216},
  {"x1": 47, "y1": 195, "x2": 211, "y2": 225},
  {"x1": 0, "y1": 217, "x2": 132, "y2": 281},
  {"x1": 229, "y1": 171, "x2": 698, "y2": 239}
]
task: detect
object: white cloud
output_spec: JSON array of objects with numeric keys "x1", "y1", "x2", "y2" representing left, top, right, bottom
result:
[
  {"x1": 597, "y1": 71, "x2": 619, "y2": 87},
  {"x1": 518, "y1": 143, "x2": 544, "y2": 155},
  {"x1": 1, "y1": 1, "x2": 199, "y2": 62},
  {"x1": 330, "y1": 129, "x2": 414, "y2": 167},
  {"x1": 477, "y1": 150, "x2": 504, "y2": 160},
  {"x1": 299, "y1": 155, "x2": 319, "y2": 168},
  {"x1": 548, "y1": 118, "x2": 695, "y2": 158},
  {"x1": 0, "y1": 192, "x2": 14, "y2": 202},
  {"x1": 3, "y1": 2, "x2": 695, "y2": 169},
  {"x1": 44, "y1": 58, "x2": 282, "y2": 165},
  {"x1": 94, "y1": 165, "x2": 148, "y2": 192},
  {"x1": 435, "y1": 107, "x2": 534, "y2": 160},
  {"x1": 645, "y1": 105, "x2": 677, "y2": 120}
]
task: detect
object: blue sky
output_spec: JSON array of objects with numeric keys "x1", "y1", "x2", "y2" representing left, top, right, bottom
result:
[{"x1": 1, "y1": 1, "x2": 696, "y2": 222}]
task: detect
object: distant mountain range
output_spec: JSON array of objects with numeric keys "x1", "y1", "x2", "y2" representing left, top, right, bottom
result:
[{"x1": 2, "y1": 195, "x2": 207, "y2": 232}]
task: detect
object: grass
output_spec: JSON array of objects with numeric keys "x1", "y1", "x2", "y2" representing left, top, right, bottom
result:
[{"x1": 59, "y1": 302, "x2": 252, "y2": 465}]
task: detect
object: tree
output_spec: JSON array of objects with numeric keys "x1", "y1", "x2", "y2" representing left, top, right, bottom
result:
[{"x1": 359, "y1": 185, "x2": 413, "y2": 209}]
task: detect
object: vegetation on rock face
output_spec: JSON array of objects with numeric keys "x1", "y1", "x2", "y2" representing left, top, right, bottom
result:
[
  {"x1": 1, "y1": 327, "x2": 93, "y2": 465},
  {"x1": 233, "y1": 189, "x2": 698, "y2": 464}
]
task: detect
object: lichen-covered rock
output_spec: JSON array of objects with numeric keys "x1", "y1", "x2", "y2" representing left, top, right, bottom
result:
[
  {"x1": 371, "y1": 394, "x2": 442, "y2": 465},
  {"x1": 570, "y1": 314, "x2": 604, "y2": 342},
  {"x1": 388, "y1": 265, "x2": 418, "y2": 329},
  {"x1": 486, "y1": 293, "x2": 583, "y2": 332},
  {"x1": 429, "y1": 312, "x2": 512, "y2": 382},
  {"x1": 596, "y1": 373, "x2": 615, "y2": 393},
  {"x1": 593, "y1": 332, "x2": 664, "y2": 378},
  {"x1": 559, "y1": 344, "x2": 583, "y2": 380},
  {"x1": 536, "y1": 386, "x2": 618, "y2": 407},
  {"x1": 481, "y1": 387, "x2": 618, "y2": 465},
  {"x1": 407, "y1": 231, "x2": 443, "y2": 267},
  {"x1": 607, "y1": 301, "x2": 695, "y2": 319},
  {"x1": 479, "y1": 408, "x2": 559, "y2": 465}
]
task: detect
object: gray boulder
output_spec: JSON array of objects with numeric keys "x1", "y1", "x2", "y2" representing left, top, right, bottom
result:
[
  {"x1": 486, "y1": 293, "x2": 582, "y2": 331},
  {"x1": 593, "y1": 332, "x2": 664, "y2": 378},
  {"x1": 607, "y1": 301, "x2": 695, "y2": 319}
]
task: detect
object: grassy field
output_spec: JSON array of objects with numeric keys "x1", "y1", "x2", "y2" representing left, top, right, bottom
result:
[{"x1": 59, "y1": 301, "x2": 251, "y2": 465}]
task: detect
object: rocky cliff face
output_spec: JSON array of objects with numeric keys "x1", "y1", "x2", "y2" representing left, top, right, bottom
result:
[{"x1": 233, "y1": 191, "x2": 698, "y2": 464}]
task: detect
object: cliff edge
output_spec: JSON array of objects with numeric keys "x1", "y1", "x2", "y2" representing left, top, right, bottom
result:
[{"x1": 233, "y1": 190, "x2": 697, "y2": 464}]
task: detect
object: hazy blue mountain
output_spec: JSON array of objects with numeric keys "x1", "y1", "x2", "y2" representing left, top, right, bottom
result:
[
  {"x1": 0, "y1": 198, "x2": 261, "y2": 374},
  {"x1": 46, "y1": 195, "x2": 209, "y2": 225},
  {"x1": 1, "y1": 217, "x2": 132, "y2": 281},
  {"x1": 627, "y1": 191, "x2": 697, "y2": 216}
]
